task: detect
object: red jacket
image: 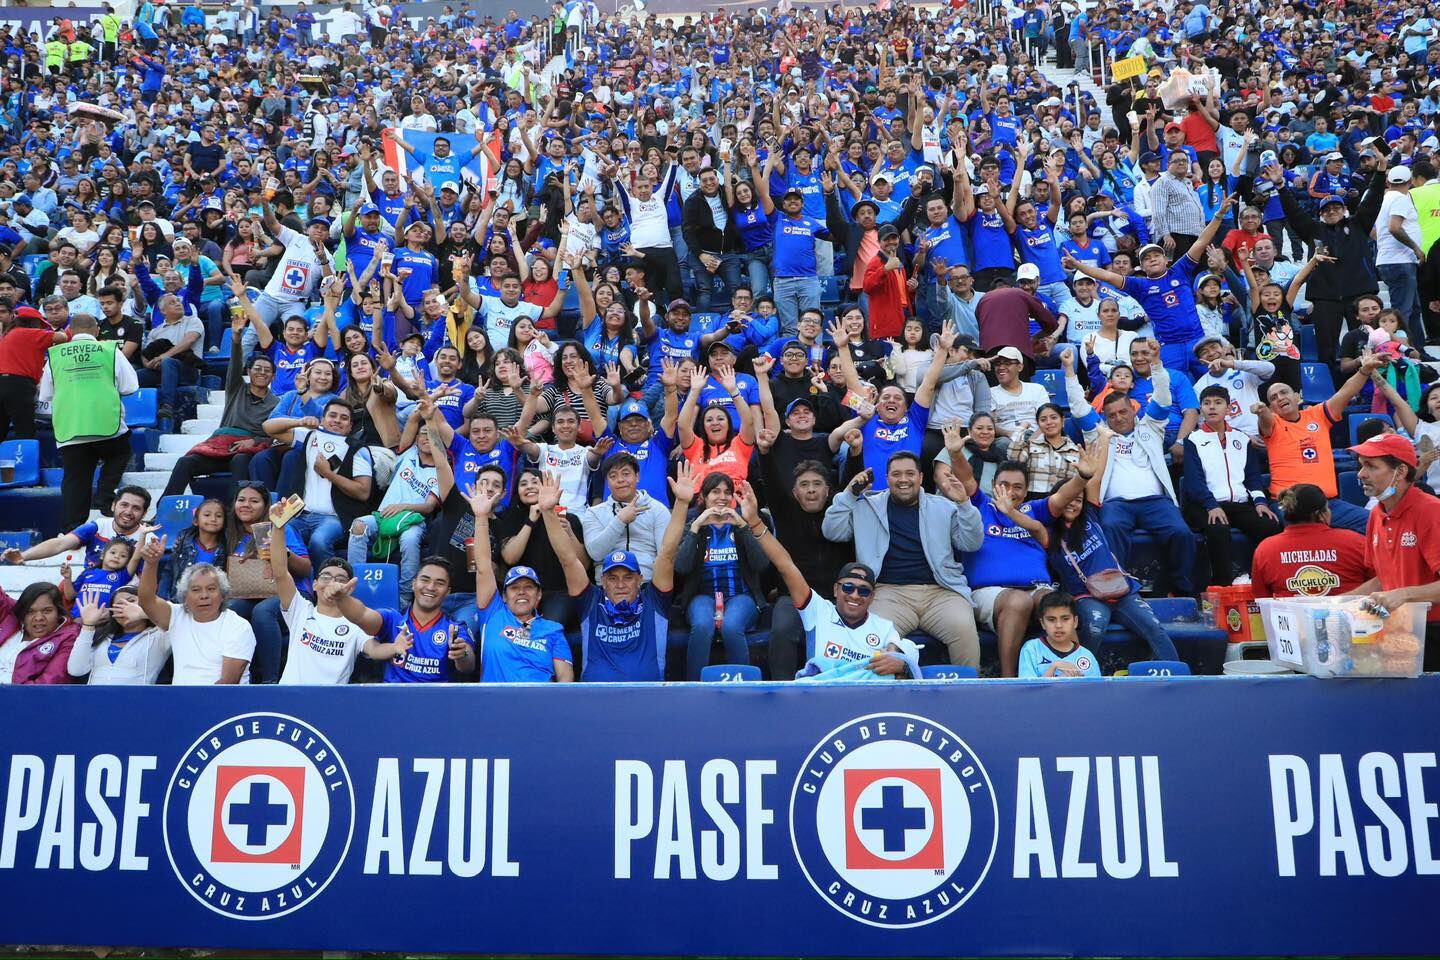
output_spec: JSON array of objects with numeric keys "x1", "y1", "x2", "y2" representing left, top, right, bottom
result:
[
  {"x1": 862, "y1": 253, "x2": 909, "y2": 340},
  {"x1": 0, "y1": 587, "x2": 80, "y2": 685}
]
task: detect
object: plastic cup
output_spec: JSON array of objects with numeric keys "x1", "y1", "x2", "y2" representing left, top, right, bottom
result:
[{"x1": 0, "y1": 461, "x2": 16, "y2": 483}]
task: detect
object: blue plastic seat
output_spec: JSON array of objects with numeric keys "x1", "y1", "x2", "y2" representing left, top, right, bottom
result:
[
  {"x1": 1338, "y1": 471, "x2": 1366, "y2": 507},
  {"x1": 1349, "y1": 412, "x2": 1392, "y2": 445},
  {"x1": 819, "y1": 275, "x2": 842, "y2": 305},
  {"x1": 122, "y1": 388, "x2": 158, "y2": 428},
  {"x1": 0, "y1": 530, "x2": 33, "y2": 551},
  {"x1": 1033, "y1": 368, "x2": 1064, "y2": 403},
  {"x1": 154, "y1": 495, "x2": 202, "y2": 541},
  {"x1": 1298, "y1": 323, "x2": 1318, "y2": 362},
  {"x1": 0, "y1": 439, "x2": 41, "y2": 487},
  {"x1": 21, "y1": 254, "x2": 48, "y2": 282},
  {"x1": 354, "y1": 562, "x2": 399, "y2": 610},
  {"x1": 212, "y1": 328, "x2": 234, "y2": 362},
  {"x1": 699, "y1": 664, "x2": 762, "y2": 682},
  {"x1": 1299, "y1": 362, "x2": 1334, "y2": 404},
  {"x1": 1128, "y1": 660, "x2": 1191, "y2": 677},
  {"x1": 303, "y1": 304, "x2": 327, "y2": 326},
  {"x1": 920, "y1": 664, "x2": 979, "y2": 679}
]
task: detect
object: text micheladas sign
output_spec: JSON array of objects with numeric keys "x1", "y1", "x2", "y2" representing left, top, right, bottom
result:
[{"x1": 0, "y1": 680, "x2": 1435, "y2": 956}]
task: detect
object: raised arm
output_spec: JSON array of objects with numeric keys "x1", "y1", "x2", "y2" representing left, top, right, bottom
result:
[
  {"x1": 737, "y1": 478, "x2": 810, "y2": 607},
  {"x1": 651, "y1": 462, "x2": 697, "y2": 594},
  {"x1": 135, "y1": 534, "x2": 172, "y2": 630}
]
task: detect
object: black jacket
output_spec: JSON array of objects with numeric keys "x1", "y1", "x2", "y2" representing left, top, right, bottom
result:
[
  {"x1": 681, "y1": 189, "x2": 741, "y2": 255},
  {"x1": 1277, "y1": 169, "x2": 1385, "y2": 302}
]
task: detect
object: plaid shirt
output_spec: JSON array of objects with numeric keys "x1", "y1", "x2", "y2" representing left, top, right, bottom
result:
[
  {"x1": 1149, "y1": 173, "x2": 1206, "y2": 241},
  {"x1": 1010, "y1": 433, "x2": 1082, "y2": 495}
]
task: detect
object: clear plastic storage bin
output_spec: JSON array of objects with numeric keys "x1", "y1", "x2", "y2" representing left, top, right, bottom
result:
[{"x1": 1256, "y1": 597, "x2": 1428, "y2": 678}]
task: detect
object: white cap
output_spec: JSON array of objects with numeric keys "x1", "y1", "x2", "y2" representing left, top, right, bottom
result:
[
  {"x1": 1016, "y1": 263, "x2": 1041, "y2": 281},
  {"x1": 1324, "y1": 151, "x2": 1343, "y2": 162},
  {"x1": 1388, "y1": 165, "x2": 1413, "y2": 184},
  {"x1": 439, "y1": 180, "x2": 461, "y2": 193}
]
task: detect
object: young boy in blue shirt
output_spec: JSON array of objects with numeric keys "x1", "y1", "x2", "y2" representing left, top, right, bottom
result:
[{"x1": 1018, "y1": 591, "x2": 1102, "y2": 678}]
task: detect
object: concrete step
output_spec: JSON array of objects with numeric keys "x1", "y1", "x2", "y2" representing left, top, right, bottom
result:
[
  {"x1": 197, "y1": 403, "x2": 225, "y2": 420},
  {"x1": 0, "y1": 566, "x2": 65, "y2": 592},
  {"x1": 159, "y1": 434, "x2": 198, "y2": 454},
  {"x1": 122, "y1": 471, "x2": 172, "y2": 490},
  {"x1": 145, "y1": 451, "x2": 183, "y2": 473},
  {"x1": 182, "y1": 418, "x2": 219, "y2": 436}
]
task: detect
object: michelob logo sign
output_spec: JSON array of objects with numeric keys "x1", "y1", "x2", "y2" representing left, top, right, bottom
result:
[{"x1": 1285, "y1": 564, "x2": 1341, "y2": 597}]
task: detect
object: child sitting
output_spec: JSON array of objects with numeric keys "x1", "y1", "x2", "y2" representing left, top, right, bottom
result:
[
  {"x1": 1018, "y1": 591, "x2": 1101, "y2": 678},
  {"x1": 60, "y1": 537, "x2": 144, "y2": 616}
]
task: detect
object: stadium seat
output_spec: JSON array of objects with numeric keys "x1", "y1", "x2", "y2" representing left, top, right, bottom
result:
[
  {"x1": 920, "y1": 664, "x2": 979, "y2": 679},
  {"x1": 1338, "y1": 471, "x2": 1366, "y2": 507},
  {"x1": 699, "y1": 664, "x2": 762, "y2": 682},
  {"x1": 354, "y1": 562, "x2": 399, "y2": 610},
  {"x1": 1349, "y1": 412, "x2": 1392, "y2": 445},
  {"x1": 21, "y1": 254, "x2": 47, "y2": 282},
  {"x1": 1298, "y1": 322, "x2": 1318, "y2": 362},
  {"x1": 154, "y1": 495, "x2": 202, "y2": 541},
  {"x1": 40, "y1": 468, "x2": 62, "y2": 488},
  {"x1": 123, "y1": 388, "x2": 158, "y2": 428},
  {"x1": 1299, "y1": 363, "x2": 1334, "y2": 404},
  {"x1": 244, "y1": 287, "x2": 262, "y2": 303},
  {"x1": 0, "y1": 440, "x2": 41, "y2": 487},
  {"x1": 1128, "y1": 660, "x2": 1192, "y2": 677},
  {"x1": 206, "y1": 328, "x2": 234, "y2": 374},
  {"x1": 0, "y1": 530, "x2": 33, "y2": 552},
  {"x1": 819, "y1": 275, "x2": 842, "y2": 305},
  {"x1": 1033, "y1": 368, "x2": 1064, "y2": 403}
]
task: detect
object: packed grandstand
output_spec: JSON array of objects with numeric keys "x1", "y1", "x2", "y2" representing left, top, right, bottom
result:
[{"x1": 0, "y1": 0, "x2": 1437, "y2": 689}]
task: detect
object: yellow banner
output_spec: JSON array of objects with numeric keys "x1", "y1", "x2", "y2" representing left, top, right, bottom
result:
[{"x1": 1112, "y1": 55, "x2": 1148, "y2": 82}]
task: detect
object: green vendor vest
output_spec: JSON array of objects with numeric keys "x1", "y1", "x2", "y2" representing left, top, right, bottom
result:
[{"x1": 47, "y1": 339, "x2": 123, "y2": 443}]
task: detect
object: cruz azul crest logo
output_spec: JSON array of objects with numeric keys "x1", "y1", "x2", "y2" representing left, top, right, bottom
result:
[
  {"x1": 162, "y1": 713, "x2": 355, "y2": 920},
  {"x1": 789, "y1": 713, "x2": 997, "y2": 928}
]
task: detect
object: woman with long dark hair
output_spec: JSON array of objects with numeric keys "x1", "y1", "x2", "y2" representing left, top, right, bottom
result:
[
  {"x1": 67, "y1": 585, "x2": 169, "y2": 684},
  {"x1": 678, "y1": 361, "x2": 758, "y2": 488},
  {"x1": 1045, "y1": 449, "x2": 1179, "y2": 661}
]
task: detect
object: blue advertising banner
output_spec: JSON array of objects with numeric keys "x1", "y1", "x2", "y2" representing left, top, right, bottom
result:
[
  {"x1": 0, "y1": 6, "x2": 107, "y2": 36},
  {"x1": 1, "y1": 678, "x2": 1437, "y2": 956}
]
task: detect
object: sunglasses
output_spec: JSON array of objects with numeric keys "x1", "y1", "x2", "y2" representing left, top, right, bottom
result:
[{"x1": 838, "y1": 582, "x2": 873, "y2": 598}]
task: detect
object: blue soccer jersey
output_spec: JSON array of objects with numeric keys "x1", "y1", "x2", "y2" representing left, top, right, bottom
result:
[
  {"x1": 962, "y1": 491, "x2": 1052, "y2": 588},
  {"x1": 1122, "y1": 255, "x2": 1204, "y2": 345},
  {"x1": 376, "y1": 607, "x2": 474, "y2": 683},
  {"x1": 577, "y1": 582, "x2": 670, "y2": 682},
  {"x1": 476, "y1": 594, "x2": 570, "y2": 682},
  {"x1": 860, "y1": 402, "x2": 930, "y2": 489}
]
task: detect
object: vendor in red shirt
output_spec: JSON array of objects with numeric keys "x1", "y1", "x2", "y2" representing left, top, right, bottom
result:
[
  {"x1": 1251, "y1": 483, "x2": 1370, "y2": 598},
  {"x1": 0, "y1": 302, "x2": 69, "y2": 442},
  {"x1": 1351, "y1": 433, "x2": 1440, "y2": 670}
]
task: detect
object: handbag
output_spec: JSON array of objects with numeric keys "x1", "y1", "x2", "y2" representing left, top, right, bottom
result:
[
  {"x1": 1060, "y1": 539, "x2": 1131, "y2": 602},
  {"x1": 226, "y1": 555, "x2": 276, "y2": 599},
  {"x1": 187, "y1": 430, "x2": 274, "y2": 461}
]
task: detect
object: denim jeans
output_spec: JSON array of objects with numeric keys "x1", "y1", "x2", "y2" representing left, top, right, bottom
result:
[
  {"x1": 135, "y1": 355, "x2": 198, "y2": 412},
  {"x1": 772, "y1": 275, "x2": 821, "y2": 338},
  {"x1": 688, "y1": 251, "x2": 744, "y2": 311},
  {"x1": 289, "y1": 510, "x2": 345, "y2": 566},
  {"x1": 348, "y1": 514, "x2": 425, "y2": 605},
  {"x1": 196, "y1": 299, "x2": 226, "y2": 352},
  {"x1": 443, "y1": 591, "x2": 479, "y2": 637},
  {"x1": 1378, "y1": 262, "x2": 1426, "y2": 342},
  {"x1": 686, "y1": 592, "x2": 758, "y2": 681},
  {"x1": 1099, "y1": 495, "x2": 1194, "y2": 595},
  {"x1": 1078, "y1": 593, "x2": 1178, "y2": 662},
  {"x1": 741, "y1": 249, "x2": 772, "y2": 298},
  {"x1": 229, "y1": 596, "x2": 286, "y2": 683}
]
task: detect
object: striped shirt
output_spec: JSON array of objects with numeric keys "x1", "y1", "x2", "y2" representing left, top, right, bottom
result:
[{"x1": 1148, "y1": 173, "x2": 1206, "y2": 240}]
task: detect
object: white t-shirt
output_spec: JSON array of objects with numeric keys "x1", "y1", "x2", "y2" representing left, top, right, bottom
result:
[
  {"x1": 279, "y1": 593, "x2": 370, "y2": 685},
  {"x1": 530, "y1": 442, "x2": 591, "y2": 510},
  {"x1": 295, "y1": 427, "x2": 374, "y2": 516},
  {"x1": 167, "y1": 604, "x2": 256, "y2": 684},
  {"x1": 991, "y1": 381, "x2": 1052, "y2": 434},
  {"x1": 1057, "y1": 297, "x2": 1103, "y2": 339},
  {"x1": 263, "y1": 225, "x2": 326, "y2": 304},
  {"x1": 480, "y1": 295, "x2": 542, "y2": 348},
  {"x1": 1105, "y1": 431, "x2": 1165, "y2": 501},
  {"x1": 798, "y1": 594, "x2": 902, "y2": 674},
  {"x1": 1377, "y1": 190, "x2": 1421, "y2": 266}
]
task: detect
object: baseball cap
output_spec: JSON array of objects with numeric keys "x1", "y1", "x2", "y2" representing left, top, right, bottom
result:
[
  {"x1": 972, "y1": 183, "x2": 991, "y2": 196},
  {"x1": 1073, "y1": 272, "x2": 1097, "y2": 283},
  {"x1": 877, "y1": 223, "x2": 900, "y2": 240},
  {"x1": 1324, "y1": 151, "x2": 1344, "y2": 162},
  {"x1": 204, "y1": 197, "x2": 224, "y2": 211},
  {"x1": 1318, "y1": 195, "x2": 1347, "y2": 209},
  {"x1": 439, "y1": 180, "x2": 460, "y2": 193},
  {"x1": 503, "y1": 565, "x2": 542, "y2": 588},
  {"x1": 13, "y1": 195, "x2": 32, "y2": 207},
  {"x1": 1192, "y1": 334, "x2": 1229, "y2": 357},
  {"x1": 1164, "y1": 121, "x2": 1183, "y2": 133},
  {"x1": 1349, "y1": 433, "x2": 1416, "y2": 467},
  {"x1": 850, "y1": 198, "x2": 879, "y2": 217},
  {"x1": 993, "y1": 346, "x2": 1025, "y2": 363},
  {"x1": 14, "y1": 306, "x2": 43, "y2": 321},
  {"x1": 667, "y1": 298, "x2": 692, "y2": 314},
  {"x1": 1388, "y1": 165, "x2": 1413, "y2": 184},
  {"x1": 602, "y1": 550, "x2": 642, "y2": 574},
  {"x1": 1139, "y1": 151, "x2": 1161, "y2": 164},
  {"x1": 1015, "y1": 263, "x2": 1041, "y2": 281},
  {"x1": 1136, "y1": 242, "x2": 1167, "y2": 259},
  {"x1": 357, "y1": 202, "x2": 380, "y2": 215},
  {"x1": 870, "y1": 172, "x2": 892, "y2": 185},
  {"x1": 785, "y1": 396, "x2": 817, "y2": 417},
  {"x1": 781, "y1": 185, "x2": 805, "y2": 199},
  {"x1": 706, "y1": 338, "x2": 737, "y2": 356},
  {"x1": 617, "y1": 399, "x2": 648, "y2": 420},
  {"x1": 835, "y1": 562, "x2": 877, "y2": 586},
  {"x1": 307, "y1": 216, "x2": 332, "y2": 227}
]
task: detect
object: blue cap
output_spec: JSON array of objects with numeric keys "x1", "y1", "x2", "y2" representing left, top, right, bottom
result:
[
  {"x1": 618, "y1": 399, "x2": 647, "y2": 419},
  {"x1": 1139, "y1": 151, "x2": 1160, "y2": 164},
  {"x1": 503, "y1": 565, "x2": 541, "y2": 588},
  {"x1": 357, "y1": 202, "x2": 380, "y2": 215},
  {"x1": 602, "y1": 551, "x2": 642, "y2": 574},
  {"x1": 307, "y1": 215, "x2": 332, "y2": 227}
]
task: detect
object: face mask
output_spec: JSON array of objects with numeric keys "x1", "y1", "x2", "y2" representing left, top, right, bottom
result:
[{"x1": 1379, "y1": 464, "x2": 1402, "y2": 502}]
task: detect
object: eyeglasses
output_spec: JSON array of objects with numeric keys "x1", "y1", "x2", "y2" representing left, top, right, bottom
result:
[
  {"x1": 315, "y1": 572, "x2": 346, "y2": 583},
  {"x1": 838, "y1": 582, "x2": 873, "y2": 598}
]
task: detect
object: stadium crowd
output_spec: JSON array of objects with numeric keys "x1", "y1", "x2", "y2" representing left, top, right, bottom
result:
[{"x1": 2, "y1": 0, "x2": 1440, "y2": 686}]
